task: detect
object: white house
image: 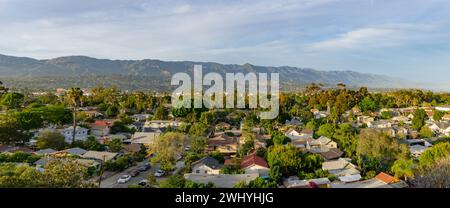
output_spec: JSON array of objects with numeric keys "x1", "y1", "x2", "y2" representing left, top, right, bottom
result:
[
  {"x1": 63, "y1": 126, "x2": 88, "y2": 143},
  {"x1": 436, "y1": 105, "x2": 450, "y2": 112},
  {"x1": 307, "y1": 136, "x2": 338, "y2": 153},
  {"x1": 191, "y1": 157, "x2": 222, "y2": 175},
  {"x1": 285, "y1": 129, "x2": 313, "y2": 141}
]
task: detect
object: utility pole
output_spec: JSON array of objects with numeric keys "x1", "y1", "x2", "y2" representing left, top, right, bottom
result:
[{"x1": 98, "y1": 155, "x2": 106, "y2": 188}]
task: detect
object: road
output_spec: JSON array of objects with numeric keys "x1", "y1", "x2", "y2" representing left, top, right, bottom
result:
[{"x1": 99, "y1": 159, "x2": 185, "y2": 188}]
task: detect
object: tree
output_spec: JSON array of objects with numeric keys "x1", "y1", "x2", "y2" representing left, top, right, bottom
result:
[
  {"x1": 107, "y1": 138, "x2": 123, "y2": 152},
  {"x1": 43, "y1": 158, "x2": 94, "y2": 188},
  {"x1": 412, "y1": 156, "x2": 450, "y2": 188},
  {"x1": 36, "y1": 131, "x2": 67, "y2": 150},
  {"x1": 412, "y1": 109, "x2": 427, "y2": 130},
  {"x1": 152, "y1": 132, "x2": 187, "y2": 167},
  {"x1": 333, "y1": 123, "x2": 358, "y2": 157},
  {"x1": 269, "y1": 165, "x2": 282, "y2": 183},
  {"x1": 420, "y1": 126, "x2": 434, "y2": 138},
  {"x1": 83, "y1": 136, "x2": 105, "y2": 151},
  {"x1": 391, "y1": 158, "x2": 415, "y2": 181},
  {"x1": 188, "y1": 122, "x2": 209, "y2": 137},
  {"x1": 67, "y1": 88, "x2": 83, "y2": 144},
  {"x1": 110, "y1": 121, "x2": 130, "y2": 134},
  {"x1": 433, "y1": 110, "x2": 445, "y2": 122},
  {"x1": 356, "y1": 129, "x2": 409, "y2": 174},
  {"x1": 0, "y1": 92, "x2": 24, "y2": 110},
  {"x1": 267, "y1": 144, "x2": 302, "y2": 176},
  {"x1": 105, "y1": 105, "x2": 119, "y2": 117},
  {"x1": 418, "y1": 142, "x2": 450, "y2": 168},
  {"x1": 154, "y1": 106, "x2": 168, "y2": 120},
  {"x1": 359, "y1": 96, "x2": 377, "y2": 112},
  {"x1": 189, "y1": 136, "x2": 207, "y2": 154},
  {"x1": 380, "y1": 111, "x2": 393, "y2": 119},
  {"x1": 317, "y1": 123, "x2": 336, "y2": 138},
  {"x1": 0, "y1": 119, "x2": 30, "y2": 144}
]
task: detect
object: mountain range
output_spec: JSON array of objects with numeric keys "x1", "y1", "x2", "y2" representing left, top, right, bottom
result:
[{"x1": 0, "y1": 54, "x2": 410, "y2": 91}]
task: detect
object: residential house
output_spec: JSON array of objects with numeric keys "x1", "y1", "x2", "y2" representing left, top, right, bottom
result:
[
  {"x1": 82, "y1": 110, "x2": 104, "y2": 119},
  {"x1": 285, "y1": 117, "x2": 302, "y2": 126},
  {"x1": 62, "y1": 126, "x2": 88, "y2": 143},
  {"x1": 318, "y1": 148, "x2": 344, "y2": 161},
  {"x1": 191, "y1": 157, "x2": 222, "y2": 175},
  {"x1": 368, "y1": 120, "x2": 392, "y2": 129},
  {"x1": 283, "y1": 176, "x2": 331, "y2": 188},
  {"x1": 436, "y1": 105, "x2": 450, "y2": 112},
  {"x1": 207, "y1": 134, "x2": 239, "y2": 156},
  {"x1": 131, "y1": 114, "x2": 152, "y2": 122},
  {"x1": 89, "y1": 120, "x2": 113, "y2": 137},
  {"x1": 400, "y1": 139, "x2": 433, "y2": 158},
  {"x1": 184, "y1": 173, "x2": 259, "y2": 188},
  {"x1": 144, "y1": 120, "x2": 183, "y2": 129},
  {"x1": 34, "y1": 148, "x2": 57, "y2": 155},
  {"x1": 322, "y1": 158, "x2": 360, "y2": 180},
  {"x1": 82, "y1": 151, "x2": 118, "y2": 162},
  {"x1": 240, "y1": 153, "x2": 269, "y2": 177},
  {"x1": 357, "y1": 116, "x2": 374, "y2": 126},
  {"x1": 131, "y1": 132, "x2": 161, "y2": 146},
  {"x1": 331, "y1": 172, "x2": 408, "y2": 188},
  {"x1": 307, "y1": 136, "x2": 338, "y2": 152},
  {"x1": 52, "y1": 147, "x2": 87, "y2": 157},
  {"x1": 123, "y1": 143, "x2": 144, "y2": 154},
  {"x1": 285, "y1": 129, "x2": 313, "y2": 141}
]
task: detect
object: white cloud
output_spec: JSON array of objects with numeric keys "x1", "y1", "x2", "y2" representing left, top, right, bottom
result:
[{"x1": 308, "y1": 23, "x2": 437, "y2": 51}]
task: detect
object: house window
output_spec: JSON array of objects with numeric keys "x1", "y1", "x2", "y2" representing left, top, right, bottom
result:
[
  {"x1": 196, "y1": 170, "x2": 200, "y2": 174},
  {"x1": 204, "y1": 171, "x2": 207, "y2": 174}
]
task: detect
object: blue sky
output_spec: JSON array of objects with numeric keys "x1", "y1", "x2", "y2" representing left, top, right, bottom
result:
[{"x1": 1, "y1": 0, "x2": 450, "y2": 84}]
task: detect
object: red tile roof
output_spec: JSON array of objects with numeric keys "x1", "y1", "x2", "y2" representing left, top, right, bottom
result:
[
  {"x1": 375, "y1": 172, "x2": 399, "y2": 184},
  {"x1": 240, "y1": 153, "x2": 269, "y2": 169},
  {"x1": 95, "y1": 120, "x2": 113, "y2": 127}
]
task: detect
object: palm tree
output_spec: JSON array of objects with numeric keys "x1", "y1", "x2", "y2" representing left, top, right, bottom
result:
[{"x1": 67, "y1": 88, "x2": 83, "y2": 144}]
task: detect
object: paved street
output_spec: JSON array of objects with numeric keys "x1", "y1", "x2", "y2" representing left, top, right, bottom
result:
[{"x1": 99, "y1": 159, "x2": 185, "y2": 188}]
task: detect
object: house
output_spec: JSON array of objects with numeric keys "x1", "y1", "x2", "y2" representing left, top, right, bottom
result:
[
  {"x1": 131, "y1": 114, "x2": 152, "y2": 122},
  {"x1": 207, "y1": 134, "x2": 239, "y2": 155},
  {"x1": 322, "y1": 158, "x2": 360, "y2": 177},
  {"x1": 427, "y1": 122, "x2": 450, "y2": 136},
  {"x1": 191, "y1": 157, "x2": 222, "y2": 175},
  {"x1": 82, "y1": 151, "x2": 118, "y2": 162},
  {"x1": 283, "y1": 176, "x2": 331, "y2": 188},
  {"x1": 240, "y1": 153, "x2": 269, "y2": 176},
  {"x1": 357, "y1": 116, "x2": 374, "y2": 126},
  {"x1": 144, "y1": 120, "x2": 183, "y2": 129},
  {"x1": 311, "y1": 109, "x2": 328, "y2": 119},
  {"x1": 123, "y1": 143, "x2": 144, "y2": 154},
  {"x1": 57, "y1": 147, "x2": 87, "y2": 156},
  {"x1": 285, "y1": 129, "x2": 313, "y2": 141},
  {"x1": 131, "y1": 132, "x2": 161, "y2": 146},
  {"x1": 184, "y1": 173, "x2": 259, "y2": 188},
  {"x1": 215, "y1": 122, "x2": 232, "y2": 131},
  {"x1": 436, "y1": 105, "x2": 450, "y2": 112},
  {"x1": 318, "y1": 148, "x2": 344, "y2": 161},
  {"x1": 331, "y1": 172, "x2": 408, "y2": 188},
  {"x1": 62, "y1": 126, "x2": 88, "y2": 143},
  {"x1": 400, "y1": 139, "x2": 433, "y2": 158},
  {"x1": 307, "y1": 136, "x2": 338, "y2": 153},
  {"x1": 89, "y1": 120, "x2": 113, "y2": 137},
  {"x1": 82, "y1": 110, "x2": 104, "y2": 119},
  {"x1": 285, "y1": 117, "x2": 302, "y2": 126},
  {"x1": 442, "y1": 114, "x2": 450, "y2": 122},
  {"x1": 34, "y1": 148, "x2": 57, "y2": 155},
  {"x1": 391, "y1": 116, "x2": 412, "y2": 124},
  {"x1": 368, "y1": 120, "x2": 392, "y2": 129}
]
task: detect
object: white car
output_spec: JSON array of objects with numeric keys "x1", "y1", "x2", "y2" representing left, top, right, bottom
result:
[
  {"x1": 117, "y1": 175, "x2": 132, "y2": 184},
  {"x1": 154, "y1": 170, "x2": 165, "y2": 177}
]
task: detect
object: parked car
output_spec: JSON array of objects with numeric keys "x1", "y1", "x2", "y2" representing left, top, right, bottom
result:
[
  {"x1": 129, "y1": 170, "x2": 140, "y2": 177},
  {"x1": 138, "y1": 164, "x2": 151, "y2": 172},
  {"x1": 117, "y1": 175, "x2": 132, "y2": 184},
  {"x1": 155, "y1": 169, "x2": 165, "y2": 177},
  {"x1": 138, "y1": 179, "x2": 149, "y2": 187}
]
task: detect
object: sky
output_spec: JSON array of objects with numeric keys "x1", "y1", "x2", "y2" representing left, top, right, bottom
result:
[{"x1": 1, "y1": 0, "x2": 450, "y2": 84}]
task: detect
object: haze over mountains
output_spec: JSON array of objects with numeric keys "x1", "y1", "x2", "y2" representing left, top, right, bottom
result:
[{"x1": 0, "y1": 54, "x2": 416, "y2": 91}]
